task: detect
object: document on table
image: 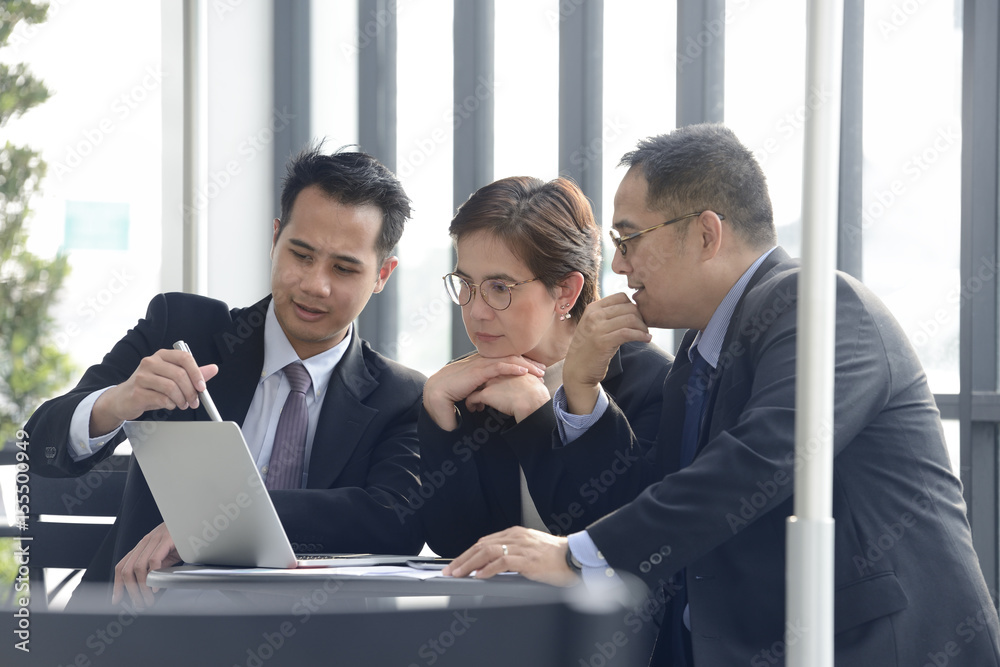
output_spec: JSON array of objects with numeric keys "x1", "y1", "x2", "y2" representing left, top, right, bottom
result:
[{"x1": 178, "y1": 566, "x2": 450, "y2": 580}]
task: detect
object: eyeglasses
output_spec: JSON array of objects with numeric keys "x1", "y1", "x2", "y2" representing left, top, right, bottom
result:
[
  {"x1": 609, "y1": 211, "x2": 725, "y2": 257},
  {"x1": 443, "y1": 272, "x2": 540, "y2": 311}
]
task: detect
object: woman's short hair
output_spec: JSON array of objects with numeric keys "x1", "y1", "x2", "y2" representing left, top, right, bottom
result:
[{"x1": 449, "y1": 176, "x2": 601, "y2": 320}]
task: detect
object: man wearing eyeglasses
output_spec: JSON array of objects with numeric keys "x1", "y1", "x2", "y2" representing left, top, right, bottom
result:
[{"x1": 445, "y1": 124, "x2": 1000, "y2": 667}]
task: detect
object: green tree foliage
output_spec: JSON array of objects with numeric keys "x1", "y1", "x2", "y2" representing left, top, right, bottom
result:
[{"x1": 0, "y1": 0, "x2": 74, "y2": 445}]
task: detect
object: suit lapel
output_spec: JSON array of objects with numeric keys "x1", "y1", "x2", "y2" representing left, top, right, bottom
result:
[
  {"x1": 211, "y1": 297, "x2": 269, "y2": 426},
  {"x1": 306, "y1": 332, "x2": 378, "y2": 489},
  {"x1": 673, "y1": 247, "x2": 794, "y2": 462}
]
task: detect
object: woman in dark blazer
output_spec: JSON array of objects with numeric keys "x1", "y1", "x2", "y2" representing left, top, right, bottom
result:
[{"x1": 418, "y1": 176, "x2": 672, "y2": 557}]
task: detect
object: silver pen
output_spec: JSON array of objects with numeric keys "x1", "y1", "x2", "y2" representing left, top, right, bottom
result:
[{"x1": 172, "y1": 340, "x2": 223, "y2": 422}]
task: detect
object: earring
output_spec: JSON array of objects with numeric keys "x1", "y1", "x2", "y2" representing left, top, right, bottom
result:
[{"x1": 559, "y1": 304, "x2": 572, "y2": 321}]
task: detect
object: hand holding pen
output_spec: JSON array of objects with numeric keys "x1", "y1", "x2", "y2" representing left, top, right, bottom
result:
[
  {"x1": 88, "y1": 342, "x2": 221, "y2": 436},
  {"x1": 172, "y1": 341, "x2": 223, "y2": 422}
]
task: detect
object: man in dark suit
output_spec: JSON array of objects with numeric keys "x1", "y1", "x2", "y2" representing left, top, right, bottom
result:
[
  {"x1": 24, "y1": 147, "x2": 425, "y2": 608},
  {"x1": 445, "y1": 124, "x2": 1000, "y2": 666}
]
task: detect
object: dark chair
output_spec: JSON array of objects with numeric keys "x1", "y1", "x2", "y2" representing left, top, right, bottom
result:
[{"x1": 21, "y1": 453, "x2": 129, "y2": 609}]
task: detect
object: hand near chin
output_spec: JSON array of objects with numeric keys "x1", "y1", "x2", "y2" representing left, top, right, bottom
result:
[
  {"x1": 465, "y1": 372, "x2": 550, "y2": 422},
  {"x1": 423, "y1": 353, "x2": 545, "y2": 430},
  {"x1": 563, "y1": 293, "x2": 651, "y2": 415}
]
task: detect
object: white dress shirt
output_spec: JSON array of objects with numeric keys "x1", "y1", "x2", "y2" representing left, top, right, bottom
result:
[{"x1": 68, "y1": 300, "x2": 351, "y2": 488}]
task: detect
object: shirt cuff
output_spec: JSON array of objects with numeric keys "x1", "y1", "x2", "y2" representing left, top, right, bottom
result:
[
  {"x1": 568, "y1": 530, "x2": 619, "y2": 588},
  {"x1": 553, "y1": 385, "x2": 610, "y2": 445},
  {"x1": 69, "y1": 387, "x2": 122, "y2": 461}
]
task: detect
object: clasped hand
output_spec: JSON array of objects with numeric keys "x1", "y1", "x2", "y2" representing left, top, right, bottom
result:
[{"x1": 422, "y1": 354, "x2": 547, "y2": 430}]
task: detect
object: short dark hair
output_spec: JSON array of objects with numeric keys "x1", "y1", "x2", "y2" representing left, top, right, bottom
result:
[
  {"x1": 278, "y1": 144, "x2": 412, "y2": 263},
  {"x1": 449, "y1": 176, "x2": 600, "y2": 321},
  {"x1": 620, "y1": 124, "x2": 776, "y2": 249}
]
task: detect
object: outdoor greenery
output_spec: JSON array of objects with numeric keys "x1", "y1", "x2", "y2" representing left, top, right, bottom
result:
[
  {"x1": 0, "y1": 537, "x2": 16, "y2": 604},
  {"x1": 0, "y1": 0, "x2": 74, "y2": 446}
]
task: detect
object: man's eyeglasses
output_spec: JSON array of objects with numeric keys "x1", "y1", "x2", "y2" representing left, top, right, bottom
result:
[
  {"x1": 609, "y1": 211, "x2": 725, "y2": 257},
  {"x1": 443, "y1": 273, "x2": 539, "y2": 311}
]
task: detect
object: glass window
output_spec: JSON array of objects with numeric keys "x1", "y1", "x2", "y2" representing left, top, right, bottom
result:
[
  {"x1": 395, "y1": 0, "x2": 455, "y2": 376},
  {"x1": 603, "y1": 0, "x2": 677, "y2": 353},
  {"x1": 494, "y1": 0, "x2": 559, "y2": 181},
  {"x1": 725, "y1": 0, "x2": 807, "y2": 258},
  {"x1": 311, "y1": 0, "x2": 360, "y2": 150},
  {"x1": 4, "y1": 1, "x2": 163, "y2": 381},
  {"x1": 861, "y1": 0, "x2": 963, "y2": 394}
]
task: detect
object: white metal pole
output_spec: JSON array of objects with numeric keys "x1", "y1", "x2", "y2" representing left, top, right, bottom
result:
[
  {"x1": 787, "y1": 2, "x2": 843, "y2": 667},
  {"x1": 182, "y1": 0, "x2": 208, "y2": 295}
]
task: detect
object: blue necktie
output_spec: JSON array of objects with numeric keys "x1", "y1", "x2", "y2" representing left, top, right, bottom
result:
[
  {"x1": 265, "y1": 362, "x2": 312, "y2": 490},
  {"x1": 680, "y1": 347, "x2": 712, "y2": 468},
  {"x1": 672, "y1": 346, "x2": 712, "y2": 666}
]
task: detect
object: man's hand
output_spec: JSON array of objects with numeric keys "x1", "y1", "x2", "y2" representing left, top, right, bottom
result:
[
  {"x1": 91, "y1": 349, "x2": 219, "y2": 437},
  {"x1": 562, "y1": 293, "x2": 651, "y2": 415},
  {"x1": 423, "y1": 354, "x2": 545, "y2": 430},
  {"x1": 465, "y1": 372, "x2": 550, "y2": 423},
  {"x1": 442, "y1": 527, "x2": 579, "y2": 587},
  {"x1": 112, "y1": 522, "x2": 181, "y2": 609}
]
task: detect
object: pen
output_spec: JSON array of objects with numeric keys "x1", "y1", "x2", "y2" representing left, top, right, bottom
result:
[{"x1": 172, "y1": 340, "x2": 223, "y2": 422}]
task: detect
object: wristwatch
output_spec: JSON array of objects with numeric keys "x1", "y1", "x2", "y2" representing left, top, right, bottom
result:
[{"x1": 565, "y1": 545, "x2": 583, "y2": 573}]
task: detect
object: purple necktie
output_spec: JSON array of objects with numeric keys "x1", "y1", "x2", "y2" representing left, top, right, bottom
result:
[{"x1": 265, "y1": 362, "x2": 312, "y2": 490}]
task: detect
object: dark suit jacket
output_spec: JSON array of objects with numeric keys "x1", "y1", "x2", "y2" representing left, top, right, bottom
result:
[
  {"x1": 418, "y1": 341, "x2": 672, "y2": 557},
  {"x1": 24, "y1": 292, "x2": 426, "y2": 583},
  {"x1": 539, "y1": 249, "x2": 1000, "y2": 666}
]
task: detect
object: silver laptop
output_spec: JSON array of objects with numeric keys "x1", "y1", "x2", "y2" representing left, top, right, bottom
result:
[{"x1": 124, "y1": 420, "x2": 423, "y2": 569}]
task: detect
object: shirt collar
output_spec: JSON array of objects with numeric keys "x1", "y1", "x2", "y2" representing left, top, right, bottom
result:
[
  {"x1": 691, "y1": 246, "x2": 777, "y2": 368},
  {"x1": 261, "y1": 299, "x2": 351, "y2": 401}
]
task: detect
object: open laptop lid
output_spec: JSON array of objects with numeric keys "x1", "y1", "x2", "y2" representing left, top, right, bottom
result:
[{"x1": 125, "y1": 420, "x2": 300, "y2": 568}]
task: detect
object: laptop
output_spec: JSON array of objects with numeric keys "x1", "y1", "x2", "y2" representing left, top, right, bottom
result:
[{"x1": 124, "y1": 420, "x2": 428, "y2": 569}]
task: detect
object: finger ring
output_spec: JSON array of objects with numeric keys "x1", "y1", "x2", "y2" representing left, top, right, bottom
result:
[{"x1": 501, "y1": 544, "x2": 508, "y2": 557}]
